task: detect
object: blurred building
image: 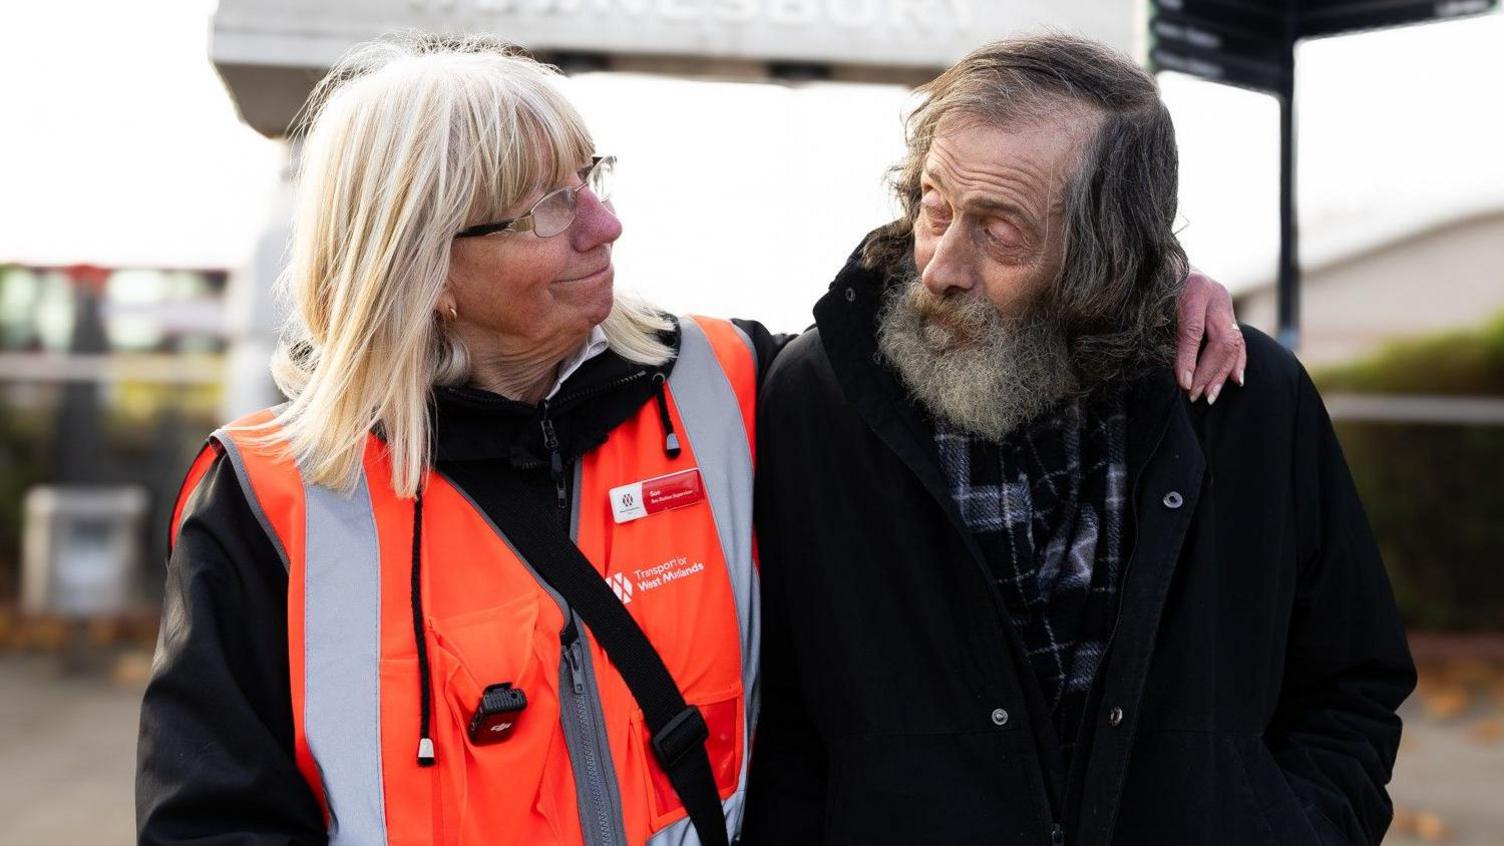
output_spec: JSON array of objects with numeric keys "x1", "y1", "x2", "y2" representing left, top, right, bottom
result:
[
  {"x1": 1239, "y1": 208, "x2": 1504, "y2": 367},
  {"x1": 0, "y1": 265, "x2": 230, "y2": 602}
]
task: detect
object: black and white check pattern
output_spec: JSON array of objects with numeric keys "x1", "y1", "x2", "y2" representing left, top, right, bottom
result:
[{"x1": 935, "y1": 386, "x2": 1128, "y2": 764}]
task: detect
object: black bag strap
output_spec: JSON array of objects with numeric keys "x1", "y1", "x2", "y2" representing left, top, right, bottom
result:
[{"x1": 494, "y1": 474, "x2": 730, "y2": 846}]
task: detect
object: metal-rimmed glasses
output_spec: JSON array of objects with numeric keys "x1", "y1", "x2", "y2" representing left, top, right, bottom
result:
[{"x1": 454, "y1": 155, "x2": 616, "y2": 239}]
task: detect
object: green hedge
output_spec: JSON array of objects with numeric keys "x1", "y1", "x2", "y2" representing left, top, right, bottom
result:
[
  {"x1": 1316, "y1": 314, "x2": 1504, "y2": 630},
  {"x1": 1319, "y1": 314, "x2": 1504, "y2": 396}
]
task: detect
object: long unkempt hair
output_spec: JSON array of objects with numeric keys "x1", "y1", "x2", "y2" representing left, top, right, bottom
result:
[
  {"x1": 250, "y1": 33, "x2": 672, "y2": 498},
  {"x1": 863, "y1": 33, "x2": 1188, "y2": 387}
]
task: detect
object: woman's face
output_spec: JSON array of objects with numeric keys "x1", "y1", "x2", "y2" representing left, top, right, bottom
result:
[{"x1": 445, "y1": 159, "x2": 623, "y2": 366}]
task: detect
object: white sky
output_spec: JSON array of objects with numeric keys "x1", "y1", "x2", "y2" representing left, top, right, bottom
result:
[{"x1": 0, "y1": 1, "x2": 1499, "y2": 334}]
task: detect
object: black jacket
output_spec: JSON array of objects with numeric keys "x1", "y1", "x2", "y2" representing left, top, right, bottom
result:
[
  {"x1": 742, "y1": 253, "x2": 1415, "y2": 845},
  {"x1": 135, "y1": 318, "x2": 785, "y2": 845}
]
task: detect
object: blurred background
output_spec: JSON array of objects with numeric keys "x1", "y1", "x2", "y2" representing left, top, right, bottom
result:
[{"x1": 0, "y1": 0, "x2": 1500, "y2": 842}]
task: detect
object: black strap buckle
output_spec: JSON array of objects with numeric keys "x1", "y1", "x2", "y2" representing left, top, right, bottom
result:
[{"x1": 651, "y1": 705, "x2": 709, "y2": 770}]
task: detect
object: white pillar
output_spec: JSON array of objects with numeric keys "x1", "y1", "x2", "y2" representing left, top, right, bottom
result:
[{"x1": 220, "y1": 140, "x2": 297, "y2": 420}]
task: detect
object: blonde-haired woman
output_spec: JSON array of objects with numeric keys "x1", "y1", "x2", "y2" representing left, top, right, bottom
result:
[
  {"x1": 137, "y1": 33, "x2": 1239, "y2": 846},
  {"x1": 140, "y1": 33, "x2": 765, "y2": 846}
]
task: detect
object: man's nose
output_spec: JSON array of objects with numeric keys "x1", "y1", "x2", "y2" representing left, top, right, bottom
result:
[
  {"x1": 920, "y1": 224, "x2": 976, "y2": 297},
  {"x1": 570, "y1": 188, "x2": 622, "y2": 250}
]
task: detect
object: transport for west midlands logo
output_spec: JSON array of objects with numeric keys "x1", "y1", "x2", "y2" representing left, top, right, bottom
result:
[{"x1": 608, "y1": 572, "x2": 633, "y2": 604}]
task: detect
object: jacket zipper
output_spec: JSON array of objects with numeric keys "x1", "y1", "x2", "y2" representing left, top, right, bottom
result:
[
  {"x1": 553, "y1": 462, "x2": 626, "y2": 846},
  {"x1": 561, "y1": 616, "x2": 621, "y2": 846},
  {"x1": 533, "y1": 370, "x2": 651, "y2": 510},
  {"x1": 551, "y1": 369, "x2": 650, "y2": 413},
  {"x1": 1051, "y1": 822, "x2": 1066, "y2": 845},
  {"x1": 539, "y1": 400, "x2": 568, "y2": 511}
]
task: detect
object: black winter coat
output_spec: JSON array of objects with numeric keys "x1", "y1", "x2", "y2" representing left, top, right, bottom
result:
[{"x1": 742, "y1": 253, "x2": 1415, "y2": 845}]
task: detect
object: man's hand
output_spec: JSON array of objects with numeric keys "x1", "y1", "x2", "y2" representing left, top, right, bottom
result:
[{"x1": 1175, "y1": 267, "x2": 1246, "y2": 404}]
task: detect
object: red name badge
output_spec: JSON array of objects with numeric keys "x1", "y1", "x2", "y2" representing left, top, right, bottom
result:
[{"x1": 609, "y1": 469, "x2": 705, "y2": 524}]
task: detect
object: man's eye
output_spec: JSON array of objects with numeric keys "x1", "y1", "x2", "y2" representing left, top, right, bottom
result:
[
  {"x1": 984, "y1": 220, "x2": 1024, "y2": 248},
  {"x1": 920, "y1": 191, "x2": 951, "y2": 227}
]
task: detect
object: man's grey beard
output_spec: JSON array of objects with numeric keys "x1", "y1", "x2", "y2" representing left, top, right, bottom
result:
[{"x1": 876, "y1": 270, "x2": 1079, "y2": 441}]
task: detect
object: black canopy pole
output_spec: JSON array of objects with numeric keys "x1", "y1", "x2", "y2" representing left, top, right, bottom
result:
[{"x1": 1277, "y1": 2, "x2": 1300, "y2": 351}]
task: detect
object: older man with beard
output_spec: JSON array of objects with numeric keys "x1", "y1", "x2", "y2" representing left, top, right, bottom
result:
[{"x1": 742, "y1": 34, "x2": 1415, "y2": 846}]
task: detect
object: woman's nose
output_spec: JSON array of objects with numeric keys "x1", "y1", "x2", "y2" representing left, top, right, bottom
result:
[{"x1": 571, "y1": 188, "x2": 622, "y2": 250}]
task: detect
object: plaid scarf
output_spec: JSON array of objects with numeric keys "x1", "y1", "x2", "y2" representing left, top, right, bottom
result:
[{"x1": 934, "y1": 386, "x2": 1128, "y2": 764}]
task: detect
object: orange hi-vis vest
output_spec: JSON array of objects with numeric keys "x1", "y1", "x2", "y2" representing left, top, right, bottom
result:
[{"x1": 172, "y1": 316, "x2": 759, "y2": 846}]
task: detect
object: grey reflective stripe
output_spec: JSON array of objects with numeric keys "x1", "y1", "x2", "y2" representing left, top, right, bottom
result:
[
  {"x1": 302, "y1": 471, "x2": 389, "y2": 844},
  {"x1": 208, "y1": 431, "x2": 290, "y2": 572},
  {"x1": 208, "y1": 434, "x2": 391, "y2": 843},
  {"x1": 667, "y1": 317, "x2": 760, "y2": 841},
  {"x1": 644, "y1": 791, "x2": 746, "y2": 846}
]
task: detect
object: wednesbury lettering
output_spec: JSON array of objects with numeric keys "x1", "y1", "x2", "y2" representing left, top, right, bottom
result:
[{"x1": 414, "y1": 0, "x2": 975, "y2": 31}]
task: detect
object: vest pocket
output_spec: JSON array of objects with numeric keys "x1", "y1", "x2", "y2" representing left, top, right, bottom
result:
[
  {"x1": 635, "y1": 685, "x2": 743, "y2": 829},
  {"x1": 428, "y1": 595, "x2": 560, "y2": 843}
]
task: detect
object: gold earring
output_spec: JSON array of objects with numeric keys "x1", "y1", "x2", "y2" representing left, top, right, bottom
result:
[{"x1": 448, "y1": 305, "x2": 458, "y2": 321}]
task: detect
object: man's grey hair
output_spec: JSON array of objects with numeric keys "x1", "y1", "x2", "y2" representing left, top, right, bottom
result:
[{"x1": 863, "y1": 33, "x2": 1188, "y2": 386}]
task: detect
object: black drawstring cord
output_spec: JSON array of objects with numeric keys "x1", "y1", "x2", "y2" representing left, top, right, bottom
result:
[
  {"x1": 411, "y1": 488, "x2": 436, "y2": 767},
  {"x1": 653, "y1": 373, "x2": 681, "y2": 458}
]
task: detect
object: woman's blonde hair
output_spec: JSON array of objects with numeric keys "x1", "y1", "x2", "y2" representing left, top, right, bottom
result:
[{"x1": 256, "y1": 32, "x2": 672, "y2": 498}]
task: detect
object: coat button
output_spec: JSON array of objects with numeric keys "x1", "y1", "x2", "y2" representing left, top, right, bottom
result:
[
  {"x1": 991, "y1": 707, "x2": 1009, "y2": 726},
  {"x1": 844, "y1": 286, "x2": 857, "y2": 302},
  {"x1": 1162, "y1": 491, "x2": 1183, "y2": 509},
  {"x1": 1108, "y1": 706, "x2": 1124, "y2": 727}
]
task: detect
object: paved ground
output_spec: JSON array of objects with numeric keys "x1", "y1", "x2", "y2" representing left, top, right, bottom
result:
[
  {"x1": 0, "y1": 653, "x2": 143, "y2": 845},
  {"x1": 0, "y1": 651, "x2": 1499, "y2": 845}
]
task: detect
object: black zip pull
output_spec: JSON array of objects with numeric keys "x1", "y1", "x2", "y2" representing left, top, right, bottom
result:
[
  {"x1": 567, "y1": 640, "x2": 586, "y2": 694},
  {"x1": 561, "y1": 618, "x2": 585, "y2": 694},
  {"x1": 1050, "y1": 823, "x2": 1065, "y2": 846},
  {"x1": 538, "y1": 402, "x2": 567, "y2": 510}
]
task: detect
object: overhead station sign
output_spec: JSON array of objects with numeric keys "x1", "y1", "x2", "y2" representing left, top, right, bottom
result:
[
  {"x1": 213, "y1": 0, "x2": 1136, "y2": 136},
  {"x1": 1300, "y1": 0, "x2": 1497, "y2": 37},
  {"x1": 1150, "y1": 0, "x2": 1290, "y2": 93}
]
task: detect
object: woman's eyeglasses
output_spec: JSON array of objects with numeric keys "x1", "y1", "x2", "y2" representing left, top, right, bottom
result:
[{"x1": 455, "y1": 155, "x2": 616, "y2": 240}]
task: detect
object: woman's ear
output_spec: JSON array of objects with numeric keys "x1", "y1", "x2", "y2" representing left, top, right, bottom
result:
[{"x1": 435, "y1": 291, "x2": 458, "y2": 323}]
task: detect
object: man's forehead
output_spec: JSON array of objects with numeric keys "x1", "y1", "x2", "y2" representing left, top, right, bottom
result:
[{"x1": 925, "y1": 117, "x2": 1086, "y2": 177}]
